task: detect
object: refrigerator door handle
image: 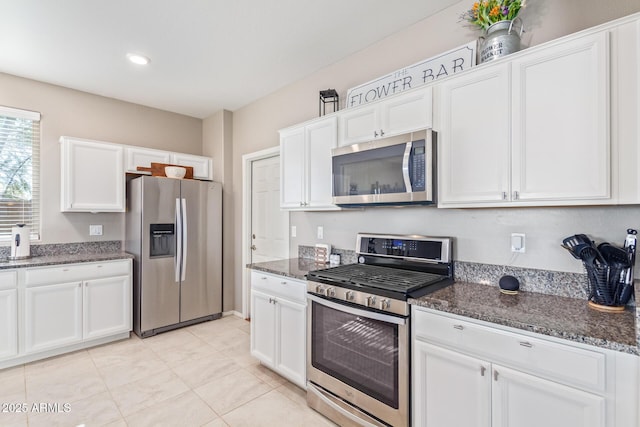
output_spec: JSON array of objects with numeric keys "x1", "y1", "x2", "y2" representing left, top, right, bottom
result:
[
  {"x1": 175, "y1": 197, "x2": 182, "y2": 283},
  {"x1": 181, "y1": 198, "x2": 188, "y2": 282}
]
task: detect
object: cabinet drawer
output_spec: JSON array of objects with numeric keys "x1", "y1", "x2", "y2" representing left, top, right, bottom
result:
[
  {"x1": 24, "y1": 260, "x2": 131, "y2": 287},
  {"x1": 413, "y1": 308, "x2": 606, "y2": 393},
  {"x1": 251, "y1": 271, "x2": 306, "y2": 304},
  {"x1": 0, "y1": 270, "x2": 17, "y2": 289}
]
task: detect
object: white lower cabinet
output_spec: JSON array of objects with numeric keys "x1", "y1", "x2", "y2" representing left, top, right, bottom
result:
[
  {"x1": 412, "y1": 307, "x2": 638, "y2": 427},
  {"x1": 492, "y1": 365, "x2": 604, "y2": 427},
  {"x1": 250, "y1": 271, "x2": 306, "y2": 388},
  {"x1": 413, "y1": 340, "x2": 491, "y2": 427},
  {"x1": 25, "y1": 281, "x2": 83, "y2": 354},
  {"x1": 0, "y1": 259, "x2": 132, "y2": 369},
  {"x1": 83, "y1": 275, "x2": 131, "y2": 340},
  {"x1": 0, "y1": 288, "x2": 18, "y2": 361}
]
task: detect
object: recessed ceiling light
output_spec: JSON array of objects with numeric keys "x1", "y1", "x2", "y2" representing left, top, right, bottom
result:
[{"x1": 127, "y1": 53, "x2": 150, "y2": 65}]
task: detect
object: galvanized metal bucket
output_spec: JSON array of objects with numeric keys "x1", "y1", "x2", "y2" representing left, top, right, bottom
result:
[{"x1": 479, "y1": 18, "x2": 524, "y2": 63}]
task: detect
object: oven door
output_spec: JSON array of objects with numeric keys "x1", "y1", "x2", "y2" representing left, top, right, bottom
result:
[{"x1": 306, "y1": 293, "x2": 408, "y2": 427}]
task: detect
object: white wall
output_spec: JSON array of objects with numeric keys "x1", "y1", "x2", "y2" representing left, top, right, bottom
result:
[{"x1": 231, "y1": 0, "x2": 640, "y2": 310}]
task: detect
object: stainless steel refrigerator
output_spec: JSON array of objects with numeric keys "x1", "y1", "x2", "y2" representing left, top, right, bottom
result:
[{"x1": 125, "y1": 176, "x2": 222, "y2": 337}]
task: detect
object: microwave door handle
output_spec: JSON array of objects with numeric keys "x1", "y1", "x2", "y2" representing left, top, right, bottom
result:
[{"x1": 402, "y1": 141, "x2": 413, "y2": 192}]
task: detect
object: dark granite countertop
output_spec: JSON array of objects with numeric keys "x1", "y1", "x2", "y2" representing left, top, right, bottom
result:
[
  {"x1": 0, "y1": 252, "x2": 133, "y2": 270},
  {"x1": 247, "y1": 258, "x2": 329, "y2": 280},
  {"x1": 409, "y1": 281, "x2": 638, "y2": 355}
]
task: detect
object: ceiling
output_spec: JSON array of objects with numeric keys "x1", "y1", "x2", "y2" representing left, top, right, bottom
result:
[{"x1": 0, "y1": 0, "x2": 459, "y2": 119}]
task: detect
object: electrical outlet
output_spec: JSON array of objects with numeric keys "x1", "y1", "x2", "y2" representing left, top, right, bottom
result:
[
  {"x1": 291, "y1": 226, "x2": 297, "y2": 238},
  {"x1": 511, "y1": 233, "x2": 525, "y2": 253},
  {"x1": 89, "y1": 224, "x2": 103, "y2": 236},
  {"x1": 317, "y1": 226, "x2": 324, "y2": 240}
]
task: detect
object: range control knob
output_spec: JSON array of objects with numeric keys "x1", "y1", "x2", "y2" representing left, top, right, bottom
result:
[
  {"x1": 315, "y1": 285, "x2": 325, "y2": 295},
  {"x1": 379, "y1": 299, "x2": 391, "y2": 310},
  {"x1": 325, "y1": 287, "x2": 336, "y2": 298},
  {"x1": 366, "y1": 296, "x2": 377, "y2": 307},
  {"x1": 345, "y1": 290, "x2": 355, "y2": 301}
]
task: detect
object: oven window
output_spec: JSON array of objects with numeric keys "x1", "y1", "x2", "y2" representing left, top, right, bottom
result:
[{"x1": 311, "y1": 300, "x2": 399, "y2": 408}]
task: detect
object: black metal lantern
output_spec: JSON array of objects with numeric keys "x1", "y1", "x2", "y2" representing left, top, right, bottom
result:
[{"x1": 319, "y1": 89, "x2": 339, "y2": 116}]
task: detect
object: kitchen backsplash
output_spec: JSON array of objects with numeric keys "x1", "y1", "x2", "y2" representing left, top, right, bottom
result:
[
  {"x1": 298, "y1": 245, "x2": 634, "y2": 305},
  {"x1": 0, "y1": 240, "x2": 122, "y2": 259}
]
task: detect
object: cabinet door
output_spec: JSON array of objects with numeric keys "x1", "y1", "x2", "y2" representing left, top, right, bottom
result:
[
  {"x1": 338, "y1": 104, "x2": 378, "y2": 146},
  {"x1": 24, "y1": 282, "x2": 83, "y2": 354},
  {"x1": 492, "y1": 365, "x2": 605, "y2": 427},
  {"x1": 0, "y1": 289, "x2": 18, "y2": 360},
  {"x1": 380, "y1": 87, "x2": 433, "y2": 137},
  {"x1": 170, "y1": 153, "x2": 213, "y2": 180},
  {"x1": 125, "y1": 146, "x2": 171, "y2": 173},
  {"x1": 413, "y1": 340, "x2": 491, "y2": 427},
  {"x1": 250, "y1": 289, "x2": 276, "y2": 366},
  {"x1": 275, "y1": 298, "x2": 306, "y2": 388},
  {"x1": 511, "y1": 32, "x2": 610, "y2": 202},
  {"x1": 83, "y1": 276, "x2": 131, "y2": 340},
  {"x1": 60, "y1": 137, "x2": 125, "y2": 212},
  {"x1": 305, "y1": 117, "x2": 338, "y2": 208},
  {"x1": 438, "y1": 64, "x2": 511, "y2": 206},
  {"x1": 280, "y1": 127, "x2": 305, "y2": 208}
]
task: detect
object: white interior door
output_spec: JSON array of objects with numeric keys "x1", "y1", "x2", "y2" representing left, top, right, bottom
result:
[{"x1": 251, "y1": 155, "x2": 289, "y2": 263}]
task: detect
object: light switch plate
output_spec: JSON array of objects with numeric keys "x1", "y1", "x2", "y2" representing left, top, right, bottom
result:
[
  {"x1": 291, "y1": 226, "x2": 297, "y2": 238},
  {"x1": 317, "y1": 226, "x2": 324, "y2": 240},
  {"x1": 90, "y1": 224, "x2": 103, "y2": 236}
]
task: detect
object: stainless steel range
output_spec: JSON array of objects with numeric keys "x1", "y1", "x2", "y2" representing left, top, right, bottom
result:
[{"x1": 306, "y1": 233, "x2": 453, "y2": 427}]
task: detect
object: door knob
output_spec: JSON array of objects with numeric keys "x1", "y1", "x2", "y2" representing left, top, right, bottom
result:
[{"x1": 251, "y1": 245, "x2": 257, "y2": 251}]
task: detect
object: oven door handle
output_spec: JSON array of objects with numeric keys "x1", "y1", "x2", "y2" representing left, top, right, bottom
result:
[{"x1": 307, "y1": 294, "x2": 407, "y2": 326}]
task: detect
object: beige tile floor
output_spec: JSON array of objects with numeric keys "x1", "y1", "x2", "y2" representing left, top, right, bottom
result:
[{"x1": 0, "y1": 315, "x2": 336, "y2": 427}]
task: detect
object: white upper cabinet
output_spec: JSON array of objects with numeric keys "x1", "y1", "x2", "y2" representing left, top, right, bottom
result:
[
  {"x1": 124, "y1": 146, "x2": 213, "y2": 180},
  {"x1": 60, "y1": 136, "x2": 125, "y2": 212},
  {"x1": 511, "y1": 32, "x2": 610, "y2": 203},
  {"x1": 438, "y1": 30, "x2": 611, "y2": 207},
  {"x1": 170, "y1": 153, "x2": 213, "y2": 180},
  {"x1": 438, "y1": 64, "x2": 511, "y2": 205},
  {"x1": 280, "y1": 116, "x2": 338, "y2": 210},
  {"x1": 338, "y1": 87, "x2": 432, "y2": 146},
  {"x1": 124, "y1": 146, "x2": 171, "y2": 173}
]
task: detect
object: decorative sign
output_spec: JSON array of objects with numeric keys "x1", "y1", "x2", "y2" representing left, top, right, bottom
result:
[{"x1": 346, "y1": 41, "x2": 477, "y2": 108}]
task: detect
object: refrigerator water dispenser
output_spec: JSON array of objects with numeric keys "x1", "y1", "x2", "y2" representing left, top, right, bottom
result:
[{"x1": 150, "y1": 223, "x2": 175, "y2": 258}]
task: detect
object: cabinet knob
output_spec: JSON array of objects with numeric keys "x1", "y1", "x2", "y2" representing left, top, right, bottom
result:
[
  {"x1": 480, "y1": 366, "x2": 486, "y2": 377},
  {"x1": 513, "y1": 191, "x2": 520, "y2": 200},
  {"x1": 519, "y1": 341, "x2": 533, "y2": 348},
  {"x1": 453, "y1": 324, "x2": 464, "y2": 330},
  {"x1": 380, "y1": 129, "x2": 385, "y2": 137},
  {"x1": 261, "y1": 276, "x2": 267, "y2": 280},
  {"x1": 502, "y1": 191, "x2": 508, "y2": 200},
  {"x1": 374, "y1": 131, "x2": 378, "y2": 138},
  {"x1": 251, "y1": 245, "x2": 257, "y2": 251},
  {"x1": 494, "y1": 370, "x2": 499, "y2": 381}
]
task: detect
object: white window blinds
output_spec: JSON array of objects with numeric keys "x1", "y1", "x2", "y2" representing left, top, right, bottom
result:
[{"x1": 0, "y1": 106, "x2": 41, "y2": 241}]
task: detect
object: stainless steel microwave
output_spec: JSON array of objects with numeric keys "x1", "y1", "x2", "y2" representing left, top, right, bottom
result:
[{"x1": 332, "y1": 130, "x2": 435, "y2": 207}]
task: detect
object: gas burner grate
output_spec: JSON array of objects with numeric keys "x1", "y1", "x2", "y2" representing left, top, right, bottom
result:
[{"x1": 310, "y1": 264, "x2": 445, "y2": 293}]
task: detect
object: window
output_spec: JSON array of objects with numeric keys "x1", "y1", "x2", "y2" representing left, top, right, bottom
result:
[{"x1": 0, "y1": 106, "x2": 40, "y2": 241}]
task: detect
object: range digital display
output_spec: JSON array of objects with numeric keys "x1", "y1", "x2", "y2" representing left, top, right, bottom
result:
[{"x1": 360, "y1": 237, "x2": 442, "y2": 260}]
